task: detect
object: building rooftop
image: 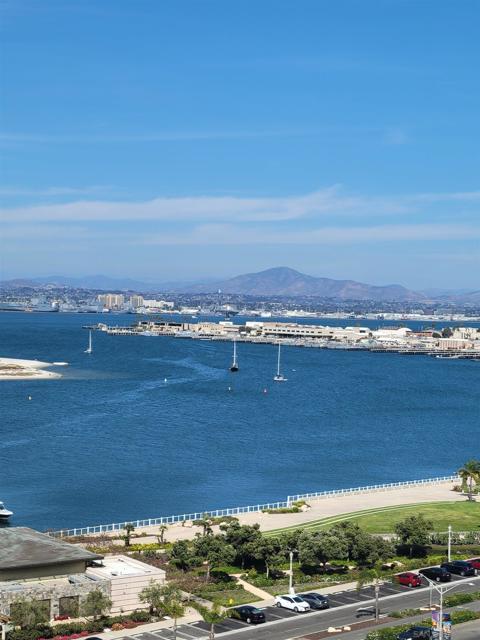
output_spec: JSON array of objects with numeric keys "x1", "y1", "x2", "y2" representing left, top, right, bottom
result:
[
  {"x1": 87, "y1": 555, "x2": 165, "y2": 580},
  {"x1": 0, "y1": 528, "x2": 102, "y2": 570}
]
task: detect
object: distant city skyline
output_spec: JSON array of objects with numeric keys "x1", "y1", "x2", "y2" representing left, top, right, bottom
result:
[{"x1": 1, "y1": 1, "x2": 479, "y2": 288}]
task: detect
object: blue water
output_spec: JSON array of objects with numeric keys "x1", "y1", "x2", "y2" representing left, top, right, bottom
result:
[{"x1": 1, "y1": 312, "x2": 479, "y2": 531}]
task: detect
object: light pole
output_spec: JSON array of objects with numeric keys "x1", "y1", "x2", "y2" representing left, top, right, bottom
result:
[
  {"x1": 423, "y1": 576, "x2": 462, "y2": 640},
  {"x1": 447, "y1": 525, "x2": 452, "y2": 562},
  {"x1": 288, "y1": 550, "x2": 296, "y2": 595}
]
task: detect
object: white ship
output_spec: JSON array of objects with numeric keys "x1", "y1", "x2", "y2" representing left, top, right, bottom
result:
[{"x1": 0, "y1": 501, "x2": 13, "y2": 520}]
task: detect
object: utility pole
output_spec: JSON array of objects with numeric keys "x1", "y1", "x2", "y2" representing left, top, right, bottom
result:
[{"x1": 447, "y1": 524, "x2": 452, "y2": 562}]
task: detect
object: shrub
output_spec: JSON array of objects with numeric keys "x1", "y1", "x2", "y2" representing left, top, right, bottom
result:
[
  {"x1": 444, "y1": 591, "x2": 480, "y2": 607},
  {"x1": 128, "y1": 610, "x2": 150, "y2": 622},
  {"x1": 84, "y1": 621, "x2": 104, "y2": 633},
  {"x1": 451, "y1": 609, "x2": 480, "y2": 624},
  {"x1": 51, "y1": 624, "x2": 84, "y2": 636}
]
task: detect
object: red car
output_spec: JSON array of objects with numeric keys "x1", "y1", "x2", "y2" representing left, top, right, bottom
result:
[
  {"x1": 467, "y1": 558, "x2": 480, "y2": 571},
  {"x1": 395, "y1": 571, "x2": 422, "y2": 587}
]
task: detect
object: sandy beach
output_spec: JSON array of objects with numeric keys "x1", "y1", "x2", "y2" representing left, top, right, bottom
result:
[{"x1": 0, "y1": 357, "x2": 62, "y2": 380}]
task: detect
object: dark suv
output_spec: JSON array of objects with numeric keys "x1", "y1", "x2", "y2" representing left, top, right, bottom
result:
[
  {"x1": 440, "y1": 560, "x2": 475, "y2": 576},
  {"x1": 419, "y1": 566, "x2": 451, "y2": 582},
  {"x1": 396, "y1": 626, "x2": 433, "y2": 640},
  {"x1": 298, "y1": 592, "x2": 329, "y2": 609}
]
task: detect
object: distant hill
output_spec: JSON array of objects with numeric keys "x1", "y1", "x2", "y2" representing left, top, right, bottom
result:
[
  {"x1": 177, "y1": 267, "x2": 425, "y2": 301},
  {"x1": 0, "y1": 275, "x2": 159, "y2": 291}
]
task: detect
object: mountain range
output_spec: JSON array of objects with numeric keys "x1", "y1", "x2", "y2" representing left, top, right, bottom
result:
[
  {"x1": 176, "y1": 267, "x2": 424, "y2": 301},
  {"x1": 1, "y1": 267, "x2": 478, "y2": 302}
]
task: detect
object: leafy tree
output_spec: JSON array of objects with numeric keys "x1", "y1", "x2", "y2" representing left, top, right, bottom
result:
[
  {"x1": 458, "y1": 459, "x2": 480, "y2": 501},
  {"x1": 356, "y1": 565, "x2": 384, "y2": 621},
  {"x1": 247, "y1": 537, "x2": 284, "y2": 578},
  {"x1": 194, "y1": 535, "x2": 235, "y2": 581},
  {"x1": 122, "y1": 522, "x2": 135, "y2": 547},
  {"x1": 139, "y1": 583, "x2": 185, "y2": 638},
  {"x1": 170, "y1": 540, "x2": 200, "y2": 572},
  {"x1": 220, "y1": 521, "x2": 262, "y2": 568},
  {"x1": 161, "y1": 586, "x2": 185, "y2": 640},
  {"x1": 331, "y1": 522, "x2": 393, "y2": 566},
  {"x1": 276, "y1": 529, "x2": 302, "y2": 554},
  {"x1": 9, "y1": 598, "x2": 50, "y2": 628},
  {"x1": 441, "y1": 327, "x2": 453, "y2": 338},
  {"x1": 156, "y1": 524, "x2": 168, "y2": 545},
  {"x1": 298, "y1": 530, "x2": 348, "y2": 568},
  {"x1": 394, "y1": 514, "x2": 433, "y2": 557},
  {"x1": 139, "y1": 580, "x2": 167, "y2": 615},
  {"x1": 81, "y1": 589, "x2": 112, "y2": 620},
  {"x1": 192, "y1": 603, "x2": 228, "y2": 640}
]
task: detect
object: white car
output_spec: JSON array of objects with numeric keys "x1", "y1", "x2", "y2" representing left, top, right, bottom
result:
[{"x1": 274, "y1": 594, "x2": 310, "y2": 612}]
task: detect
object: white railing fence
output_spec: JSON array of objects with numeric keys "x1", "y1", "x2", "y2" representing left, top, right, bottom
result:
[{"x1": 49, "y1": 474, "x2": 459, "y2": 538}]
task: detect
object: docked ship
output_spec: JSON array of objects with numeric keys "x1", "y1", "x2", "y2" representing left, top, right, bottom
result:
[{"x1": 0, "y1": 501, "x2": 13, "y2": 520}]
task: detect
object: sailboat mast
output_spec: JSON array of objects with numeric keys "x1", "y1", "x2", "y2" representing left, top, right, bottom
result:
[{"x1": 277, "y1": 343, "x2": 281, "y2": 376}]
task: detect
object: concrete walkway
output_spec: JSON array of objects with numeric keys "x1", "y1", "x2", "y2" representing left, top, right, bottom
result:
[
  {"x1": 113, "y1": 480, "x2": 461, "y2": 544},
  {"x1": 232, "y1": 574, "x2": 273, "y2": 601}
]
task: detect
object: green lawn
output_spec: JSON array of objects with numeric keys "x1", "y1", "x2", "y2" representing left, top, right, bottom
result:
[{"x1": 265, "y1": 501, "x2": 480, "y2": 535}]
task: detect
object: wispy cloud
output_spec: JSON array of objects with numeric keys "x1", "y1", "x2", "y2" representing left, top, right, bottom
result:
[
  {"x1": 140, "y1": 223, "x2": 480, "y2": 246},
  {"x1": 1, "y1": 186, "x2": 479, "y2": 224}
]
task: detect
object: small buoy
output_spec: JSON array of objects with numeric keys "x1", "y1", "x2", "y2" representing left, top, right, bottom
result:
[
  {"x1": 263, "y1": 388, "x2": 268, "y2": 394},
  {"x1": 228, "y1": 386, "x2": 232, "y2": 391},
  {"x1": 28, "y1": 396, "x2": 32, "y2": 401},
  {"x1": 164, "y1": 378, "x2": 167, "y2": 382}
]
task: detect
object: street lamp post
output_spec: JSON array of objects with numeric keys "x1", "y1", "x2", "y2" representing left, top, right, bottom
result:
[
  {"x1": 423, "y1": 576, "x2": 462, "y2": 640},
  {"x1": 447, "y1": 525, "x2": 452, "y2": 562},
  {"x1": 288, "y1": 551, "x2": 295, "y2": 595}
]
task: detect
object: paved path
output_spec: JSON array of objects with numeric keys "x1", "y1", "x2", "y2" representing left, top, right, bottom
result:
[
  {"x1": 120, "y1": 480, "x2": 461, "y2": 543},
  {"x1": 232, "y1": 575, "x2": 272, "y2": 601}
]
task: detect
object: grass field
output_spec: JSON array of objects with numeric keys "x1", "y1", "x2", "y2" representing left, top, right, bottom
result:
[{"x1": 265, "y1": 500, "x2": 480, "y2": 535}]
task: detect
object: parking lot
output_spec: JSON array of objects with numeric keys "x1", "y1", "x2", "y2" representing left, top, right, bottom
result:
[{"x1": 119, "y1": 573, "x2": 478, "y2": 640}]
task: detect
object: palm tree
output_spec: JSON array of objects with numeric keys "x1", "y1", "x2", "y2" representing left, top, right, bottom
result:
[
  {"x1": 458, "y1": 460, "x2": 480, "y2": 501},
  {"x1": 156, "y1": 525, "x2": 168, "y2": 545},
  {"x1": 123, "y1": 522, "x2": 135, "y2": 546},
  {"x1": 356, "y1": 566, "x2": 384, "y2": 622},
  {"x1": 192, "y1": 603, "x2": 228, "y2": 640}
]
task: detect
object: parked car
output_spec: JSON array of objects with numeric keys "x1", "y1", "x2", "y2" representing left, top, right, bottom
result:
[
  {"x1": 298, "y1": 592, "x2": 329, "y2": 609},
  {"x1": 274, "y1": 595, "x2": 310, "y2": 612},
  {"x1": 396, "y1": 626, "x2": 433, "y2": 639},
  {"x1": 440, "y1": 560, "x2": 475, "y2": 576},
  {"x1": 467, "y1": 557, "x2": 480, "y2": 571},
  {"x1": 419, "y1": 566, "x2": 451, "y2": 582},
  {"x1": 395, "y1": 572, "x2": 422, "y2": 588},
  {"x1": 230, "y1": 605, "x2": 266, "y2": 624}
]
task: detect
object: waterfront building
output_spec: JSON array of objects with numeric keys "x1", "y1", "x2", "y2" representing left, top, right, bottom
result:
[
  {"x1": 0, "y1": 528, "x2": 165, "y2": 619},
  {"x1": 97, "y1": 294, "x2": 125, "y2": 310},
  {"x1": 129, "y1": 295, "x2": 144, "y2": 308}
]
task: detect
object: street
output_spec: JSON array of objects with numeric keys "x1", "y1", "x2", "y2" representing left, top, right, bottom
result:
[{"x1": 114, "y1": 574, "x2": 480, "y2": 640}]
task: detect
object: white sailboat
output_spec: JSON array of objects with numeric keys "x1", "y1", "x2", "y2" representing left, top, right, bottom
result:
[
  {"x1": 273, "y1": 343, "x2": 287, "y2": 381},
  {"x1": 84, "y1": 330, "x2": 93, "y2": 354},
  {"x1": 230, "y1": 339, "x2": 239, "y2": 372}
]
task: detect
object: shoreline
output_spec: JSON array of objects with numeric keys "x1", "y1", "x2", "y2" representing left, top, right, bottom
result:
[
  {"x1": 50, "y1": 475, "x2": 459, "y2": 538},
  {"x1": 0, "y1": 357, "x2": 62, "y2": 380}
]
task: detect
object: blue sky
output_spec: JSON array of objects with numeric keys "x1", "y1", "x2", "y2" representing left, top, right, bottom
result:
[{"x1": 1, "y1": 0, "x2": 479, "y2": 288}]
